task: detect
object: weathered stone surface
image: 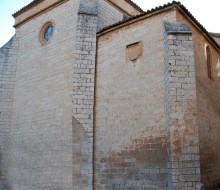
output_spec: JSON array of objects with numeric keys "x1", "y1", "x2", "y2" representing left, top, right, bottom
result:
[
  {"x1": 0, "y1": 36, "x2": 18, "y2": 190},
  {"x1": 0, "y1": 1, "x2": 220, "y2": 190},
  {"x1": 72, "y1": 10, "x2": 97, "y2": 189},
  {"x1": 95, "y1": 11, "x2": 176, "y2": 190},
  {"x1": 176, "y1": 10, "x2": 220, "y2": 189},
  {"x1": 8, "y1": 1, "x2": 81, "y2": 189},
  {"x1": 164, "y1": 22, "x2": 201, "y2": 189}
]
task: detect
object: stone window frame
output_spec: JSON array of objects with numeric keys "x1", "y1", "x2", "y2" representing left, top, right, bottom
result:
[{"x1": 39, "y1": 21, "x2": 55, "y2": 46}]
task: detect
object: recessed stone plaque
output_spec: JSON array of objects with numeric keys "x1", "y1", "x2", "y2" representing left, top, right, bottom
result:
[{"x1": 126, "y1": 42, "x2": 143, "y2": 62}]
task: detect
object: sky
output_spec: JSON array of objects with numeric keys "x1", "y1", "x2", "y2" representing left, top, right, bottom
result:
[{"x1": 0, "y1": 0, "x2": 220, "y2": 47}]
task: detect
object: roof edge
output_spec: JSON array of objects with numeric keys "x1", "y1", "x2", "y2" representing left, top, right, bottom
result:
[
  {"x1": 97, "y1": 1, "x2": 220, "y2": 52},
  {"x1": 13, "y1": 0, "x2": 144, "y2": 18},
  {"x1": 13, "y1": 0, "x2": 44, "y2": 18},
  {"x1": 124, "y1": 0, "x2": 144, "y2": 13},
  {"x1": 210, "y1": 32, "x2": 220, "y2": 38},
  {"x1": 97, "y1": 1, "x2": 176, "y2": 35},
  {"x1": 174, "y1": 2, "x2": 220, "y2": 51},
  {"x1": 13, "y1": 0, "x2": 68, "y2": 28}
]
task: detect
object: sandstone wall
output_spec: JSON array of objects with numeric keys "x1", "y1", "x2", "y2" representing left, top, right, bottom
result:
[
  {"x1": 72, "y1": 2, "x2": 97, "y2": 187},
  {"x1": 9, "y1": 0, "x2": 80, "y2": 189},
  {"x1": 95, "y1": 11, "x2": 176, "y2": 190},
  {"x1": 3, "y1": 1, "x2": 219, "y2": 189},
  {"x1": 213, "y1": 36, "x2": 220, "y2": 46},
  {"x1": 164, "y1": 22, "x2": 201, "y2": 190},
  {"x1": 193, "y1": 30, "x2": 220, "y2": 190},
  {"x1": 0, "y1": 37, "x2": 18, "y2": 190},
  {"x1": 73, "y1": 1, "x2": 132, "y2": 188},
  {"x1": 97, "y1": 0, "x2": 124, "y2": 31},
  {"x1": 177, "y1": 10, "x2": 220, "y2": 189},
  {"x1": 6, "y1": 0, "x2": 138, "y2": 189}
]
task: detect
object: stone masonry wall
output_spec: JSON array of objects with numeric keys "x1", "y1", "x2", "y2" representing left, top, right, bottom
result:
[
  {"x1": 97, "y1": 0, "x2": 124, "y2": 31},
  {"x1": 9, "y1": 0, "x2": 81, "y2": 189},
  {"x1": 72, "y1": 0, "x2": 125, "y2": 188},
  {"x1": 176, "y1": 11, "x2": 220, "y2": 189},
  {"x1": 3, "y1": 0, "x2": 140, "y2": 189},
  {"x1": 95, "y1": 11, "x2": 176, "y2": 190},
  {"x1": 193, "y1": 30, "x2": 220, "y2": 190},
  {"x1": 72, "y1": 3, "x2": 97, "y2": 188},
  {"x1": 0, "y1": 37, "x2": 18, "y2": 190},
  {"x1": 163, "y1": 22, "x2": 201, "y2": 190},
  {"x1": 195, "y1": 42, "x2": 220, "y2": 190}
]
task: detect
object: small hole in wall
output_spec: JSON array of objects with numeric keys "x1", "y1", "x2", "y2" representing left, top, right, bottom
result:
[{"x1": 126, "y1": 42, "x2": 143, "y2": 63}]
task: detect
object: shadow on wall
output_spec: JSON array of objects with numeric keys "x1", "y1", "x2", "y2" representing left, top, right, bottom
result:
[{"x1": 212, "y1": 184, "x2": 220, "y2": 190}]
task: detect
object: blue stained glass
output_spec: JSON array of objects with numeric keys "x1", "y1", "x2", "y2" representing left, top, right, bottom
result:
[{"x1": 44, "y1": 25, "x2": 54, "y2": 41}]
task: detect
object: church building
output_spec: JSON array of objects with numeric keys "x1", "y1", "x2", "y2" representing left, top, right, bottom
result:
[{"x1": 0, "y1": 0, "x2": 220, "y2": 189}]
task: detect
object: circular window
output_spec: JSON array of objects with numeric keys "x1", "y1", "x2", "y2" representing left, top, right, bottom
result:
[
  {"x1": 39, "y1": 22, "x2": 55, "y2": 45},
  {"x1": 44, "y1": 25, "x2": 54, "y2": 41}
]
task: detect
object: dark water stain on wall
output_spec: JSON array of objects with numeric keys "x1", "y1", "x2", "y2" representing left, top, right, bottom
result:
[{"x1": 95, "y1": 135, "x2": 168, "y2": 189}]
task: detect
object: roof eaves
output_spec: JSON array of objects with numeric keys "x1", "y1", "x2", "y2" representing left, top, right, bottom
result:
[
  {"x1": 13, "y1": 0, "x2": 144, "y2": 18},
  {"x1": 97, "y1": 1, "x2": 175, "y2": 35},
  {"x1": 210, "y1": 32, "x2": 220, "y2": 38},
  {"x1": 13, "y1": 0, "x2": 42, "y2": 18},
  {"x1": 97, "y1": 1, "x2": 220, "y2": 51},
  {"x1": 175, "y1": 2, "x2": 220, "y2": 50},
  {"x1": 124, "y1": 0, "x2": 144, "y2": 13}
]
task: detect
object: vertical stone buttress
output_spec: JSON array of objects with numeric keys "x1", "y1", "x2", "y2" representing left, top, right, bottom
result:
[
  {"x1": 0, "y1": 36, "x2": 18, "y2": 190},
  {"x1": 164, "y1": 22, "x2": 201, "y2": 189},
  {"x1": 72, "y1": 0, "x2": 97, "y2": 189}
]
